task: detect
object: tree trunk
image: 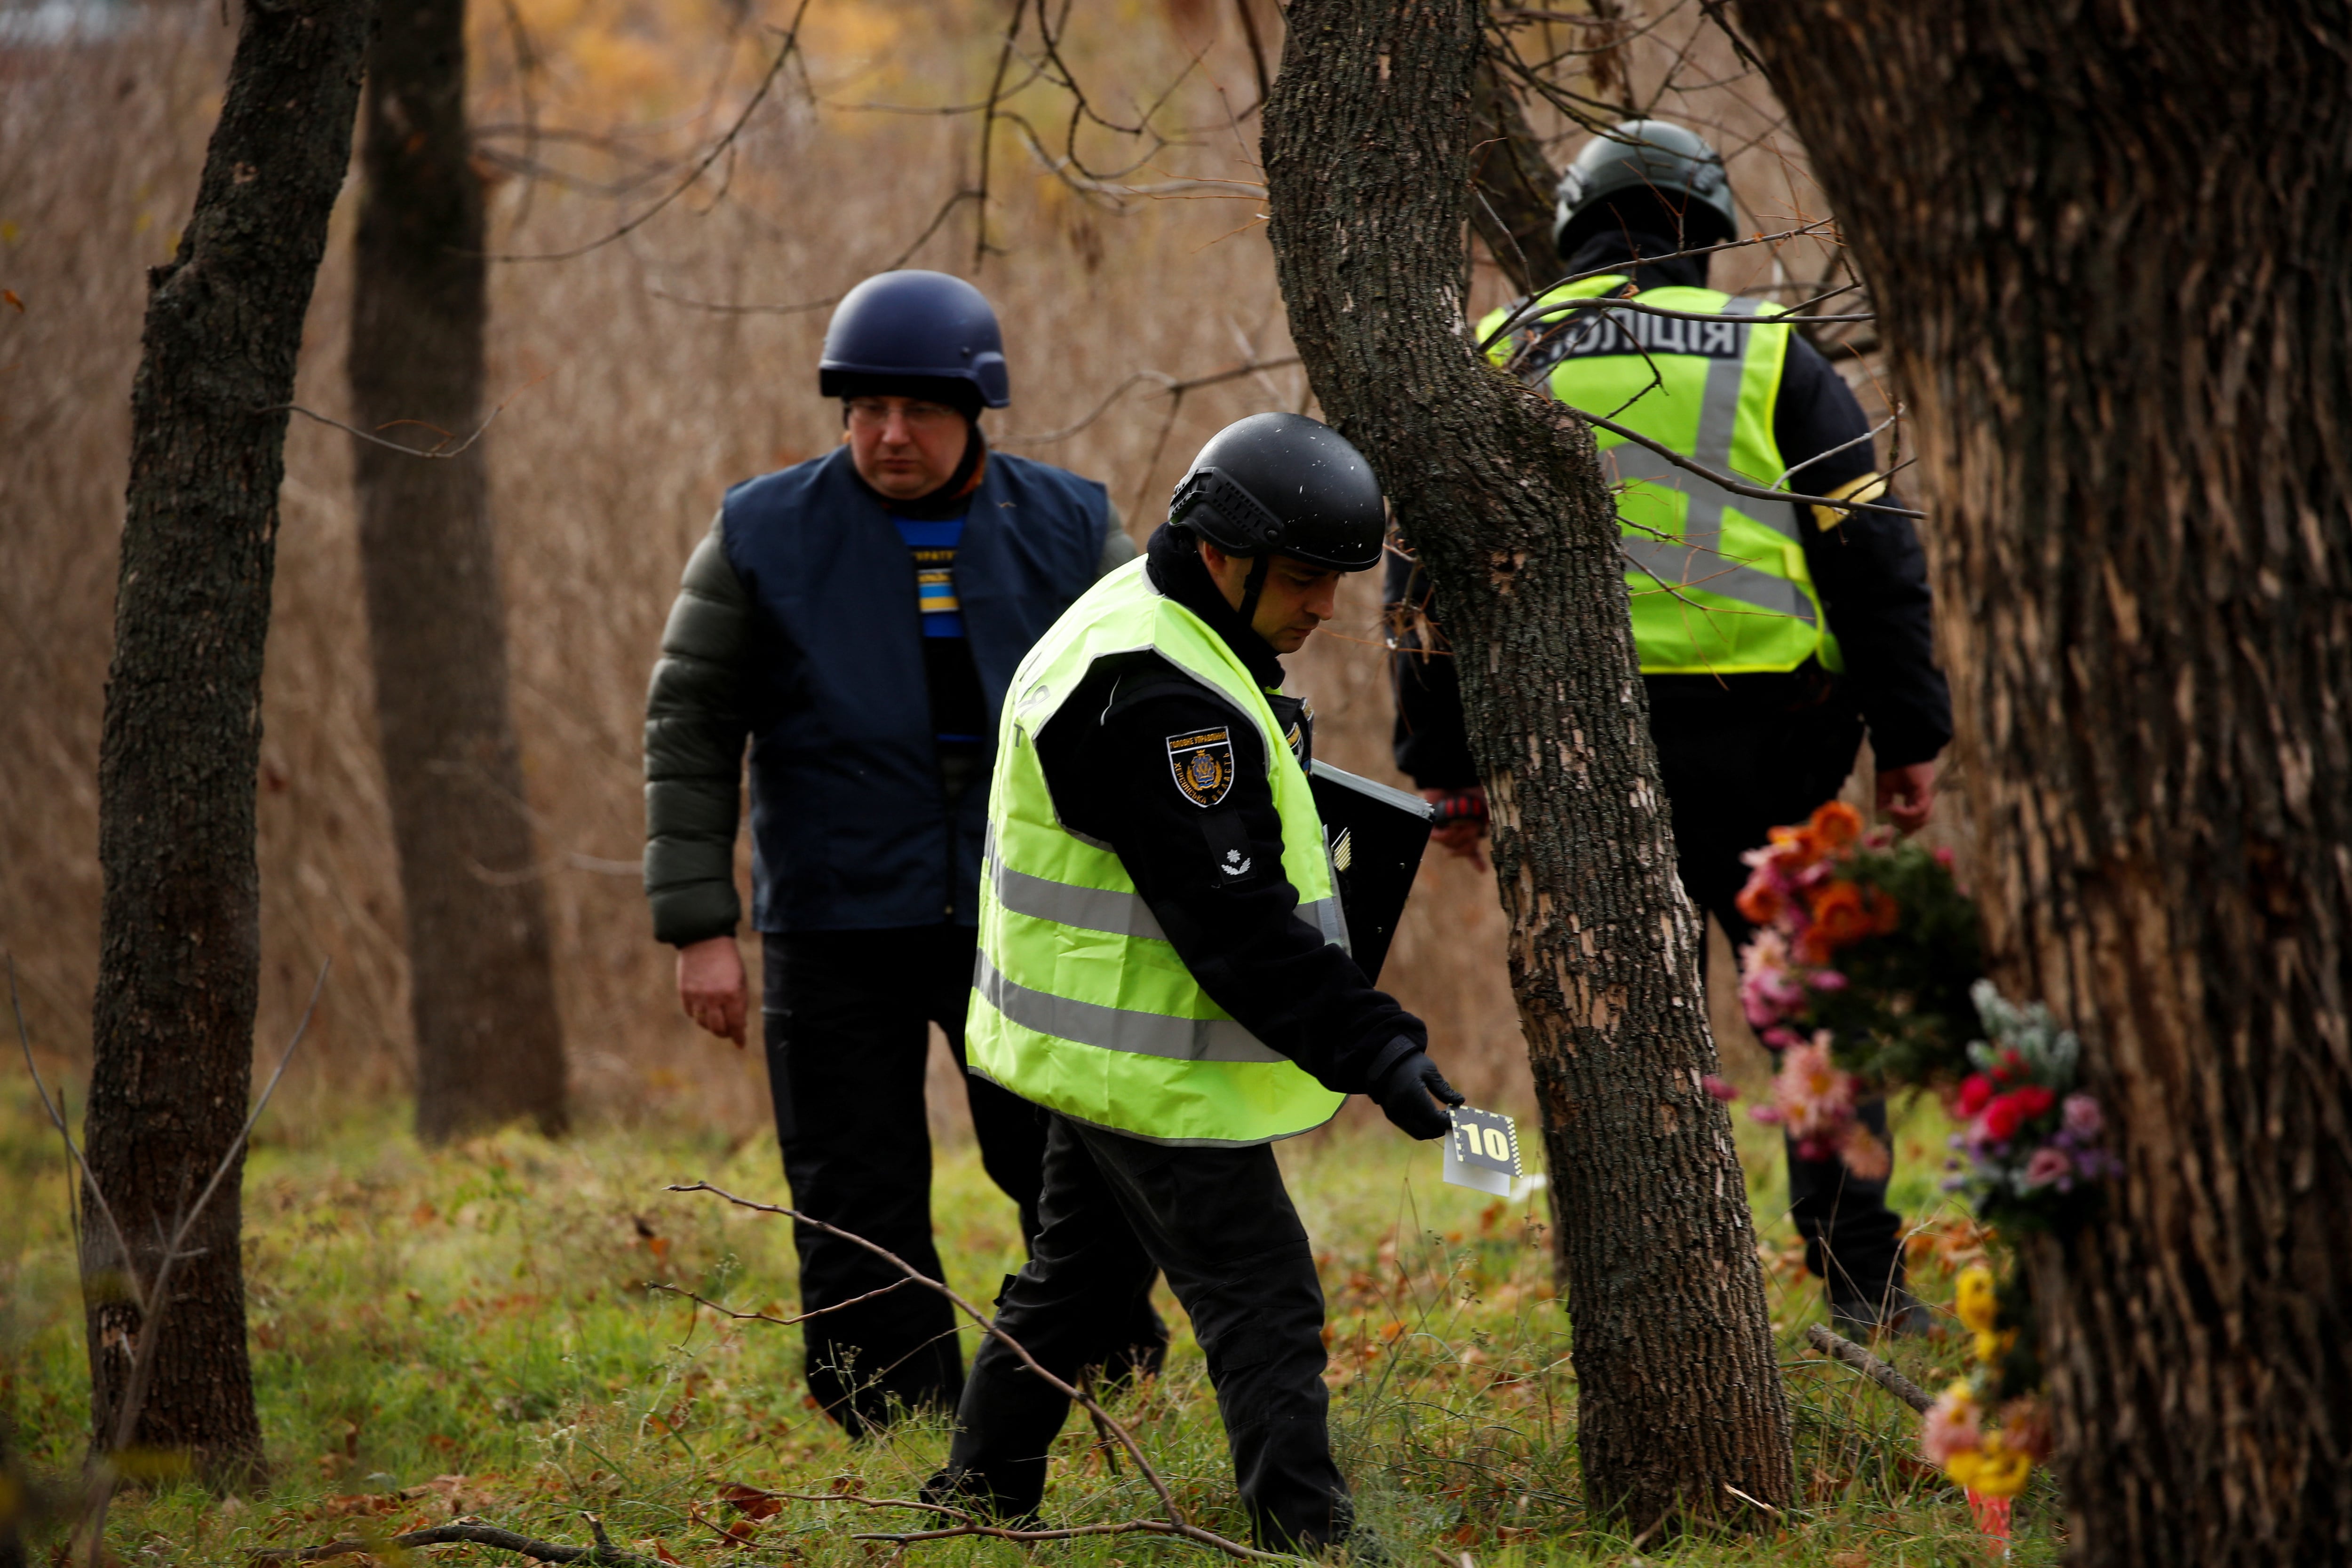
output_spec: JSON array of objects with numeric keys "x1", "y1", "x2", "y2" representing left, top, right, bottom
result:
[
  {"x1": 1467, "y1": 53, "x2": 1565, "y2": 296},
  {"x1": 85, "y1": 0, "x2": 373, "y2": 1477},
  {"x1": 1730, "y1": 3, "x2": 2352, "y2": 1560},
  {"x1": 1263, "y1": 0, "x2": 1793, "y2": 1529},
  {"x1": 350, "y1": 0, "x2": 567, "y2": 1142}
]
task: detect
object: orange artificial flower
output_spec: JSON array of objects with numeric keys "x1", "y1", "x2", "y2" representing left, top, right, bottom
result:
[
  {"x1": 1808, "y1": 799, "x2": 1864, "y2": 851},
  {"x1": 1734, "y1": 874, "x2": 1786, "y2": 927},
  {"x1": 1802, "y1": 880, "x2": 1874, "y2": 955},
  {"x1": 1799, "y1": 879, "x2": 1899, "y2": 960},
  {"x1": 1764, "y1": 821, "x2": 1824, "y2": 871}
]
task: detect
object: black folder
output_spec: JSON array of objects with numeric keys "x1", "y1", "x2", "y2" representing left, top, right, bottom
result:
[{"x1": 1309, "y1": 760, "x2": 1435, "y2": 983}]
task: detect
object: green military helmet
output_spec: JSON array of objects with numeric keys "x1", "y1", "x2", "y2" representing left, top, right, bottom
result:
[{"x1": 1551, "y1": 119, "x2": 1739, "y2": 259}]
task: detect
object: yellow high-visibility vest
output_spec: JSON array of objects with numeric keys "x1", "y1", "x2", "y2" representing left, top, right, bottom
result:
[
  {"x1": 964, "y1": 559, "x2": 1347, "y2": 1146},
  {"x1": 1482, "y1": 277, "x2": 1843, "y2": 675}
]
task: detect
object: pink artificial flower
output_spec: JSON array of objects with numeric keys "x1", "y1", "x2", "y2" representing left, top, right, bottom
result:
[
  {"x1": 1701, "y1": 1075, "x2": 1740, "y2": 1103},
  {"x1": 1840, "y1": 1123, "x2": 1893, "y2": 1181},
  {"x1": 1920, "y1": 1385, "x2": 1984, "y2": 1465},
  {"x1": 2020, "y1": 1145, "x2": 2073, "y2": 1189},
  {"x1": 1766, "y1": 1033, "x2": 1856, "y2": 1144},
  {"x1": 1809, "y1": 969, "x2": 1849, "y2": 992},
  {"x1": 1933, "y1": 845, "x2": 1957, "y2": 870},
  {"x1": 1738, "y1": 930, "x2": 1808, "y2": 1028},
  {"x1": 2062, "y1": 1093, "x2": 2102, "y2": 1140}
]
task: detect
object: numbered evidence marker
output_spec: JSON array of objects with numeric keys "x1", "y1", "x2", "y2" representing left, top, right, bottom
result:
[{"x1": 1442, "y1": 1106, "x2": 1522, "y2": 1197}]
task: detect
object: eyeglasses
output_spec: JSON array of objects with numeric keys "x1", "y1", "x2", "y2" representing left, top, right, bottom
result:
[{"x1": 845, "y1": 398, "x2": 961, "y2": 431}]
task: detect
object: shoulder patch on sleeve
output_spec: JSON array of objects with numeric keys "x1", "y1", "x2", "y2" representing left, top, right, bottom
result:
[{"x1": 1166, "y1": 727, "x2": 1236, "y2": 808}]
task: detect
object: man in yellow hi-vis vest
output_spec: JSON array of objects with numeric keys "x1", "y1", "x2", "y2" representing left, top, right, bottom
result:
[
  {"x1": 930, "y1": 414, "x2": 1460, "y2": 1551},
  {"x1": 1391, "y1": 122, "x2": 1953, "y2": 1334}
]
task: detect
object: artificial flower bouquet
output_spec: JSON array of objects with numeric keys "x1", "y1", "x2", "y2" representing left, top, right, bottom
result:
[
  {"x1": 1734, "y1": 799, "x2": 1984, "y2": 1088},
  {"x1": 1734, "y1": 800, "x2": 1982, "y2": 1175},
  {"x1": 1943, "y1": 980, "x2": 2121, "y2": 1231},
  {"x1": 1920, "y1": 1264, "x2": 2053, "y2": 1499}
]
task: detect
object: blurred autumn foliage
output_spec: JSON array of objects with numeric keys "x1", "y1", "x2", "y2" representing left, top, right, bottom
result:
[{"x1": 0, "y1": 0, "x2": 1907, "y2": 1132}]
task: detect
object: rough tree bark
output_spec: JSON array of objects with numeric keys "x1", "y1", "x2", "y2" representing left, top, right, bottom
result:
[
  {"x1": 1263, "y1": 0, "x2": 1793, "y2": 1528},
  {"x1": 1731, "y1": 3, "x2": 2352, "y2": 1561},
  {"x1": 350, "y1": 0, "x2": 567, "y2": 1141},
  {"x1": 85, "y1": 0, "x2": 373, "y2": 1475}
]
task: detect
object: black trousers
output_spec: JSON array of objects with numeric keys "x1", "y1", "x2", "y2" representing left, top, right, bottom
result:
[
  {"x1": 1649, "y1": 679, "x2": 1907, "y2": 1314},
  {"x1": 945, "y1": 1117, "x2": 1350, "y2": 1551},
  {"x1": 761, "y1": 927, "x2": 1167, "y2": 1436}
]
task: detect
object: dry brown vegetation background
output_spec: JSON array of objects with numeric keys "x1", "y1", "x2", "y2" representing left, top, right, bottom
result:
[{"x1": 0, "y1": 0, "x2": 1940, "y2": 1137}]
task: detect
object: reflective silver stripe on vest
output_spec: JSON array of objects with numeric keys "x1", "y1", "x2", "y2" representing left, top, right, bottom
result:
[
  {"x1": 972, "y1": 949, "x2": 1287, "y2": 1064},
  {"x1": 993, "y1": 855, "x2": 1170, "y2": 941},
  {"x1": 1605, "y1": 298, "x2": 1813, "y2": 623},
  {"x1": 987, "y1": 850, "x2": 1347, "y2": 951}
]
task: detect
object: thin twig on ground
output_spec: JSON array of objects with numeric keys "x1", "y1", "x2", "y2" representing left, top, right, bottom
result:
[
  {"x1": 666, "y1": 1181, "x2": 1300, "y2": 1563},
  {"x1": 743, "y1": 1489, "x2": 1235, "y2": 1549},
  {"x1": 249, "y1": 1514, "x2": 660, "y2": 1568}
]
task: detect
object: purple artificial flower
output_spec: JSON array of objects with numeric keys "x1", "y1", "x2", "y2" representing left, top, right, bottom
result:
[
  {"x1": 2074, "y1": 1148, "x2": 2123, "y2": 1182},
  {"x1": 2062, "y1": 1093, "x2": 2103, "y2": 1140}
]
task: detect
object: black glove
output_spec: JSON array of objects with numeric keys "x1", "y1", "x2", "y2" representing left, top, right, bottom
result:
[{"x1": 1374, "y1": 1050, "x2": 1464, "y2": 1140}]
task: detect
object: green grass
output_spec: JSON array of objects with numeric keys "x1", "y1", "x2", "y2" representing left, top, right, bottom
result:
[{"x1": 1, "y1": 1093, "x2": 2060, "y2": 1565}]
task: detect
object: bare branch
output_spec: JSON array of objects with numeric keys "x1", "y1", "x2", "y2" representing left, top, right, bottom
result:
[
  {"x1": 972, "y1": 0, "x2": 1029, "y2": 268},
  {"x1": 1569, "y1": 402, "x2": 1923, "y2": 518},
  {"x1": 485, "y1": 0, "x2": 814, "y2": 264},
  {"x1": 11, "y1": 956, "x2": 138, "y2": 1316},
  {"x1": 75, "y1": 962, "x2": 328, "y2": 1566},
  {"x1": 646, "y1": 1276, "x2": 915, "y2": 1328},
  {"x1": 994, "y1": 356, "x2": 1300, "y2": 446},
  {"x1": 1801, "y1": 1323, "x2": 1936, "y2": 1413},
  {"x1": 1773, "y1": 409, "x2": 1897, "y2": 489}
]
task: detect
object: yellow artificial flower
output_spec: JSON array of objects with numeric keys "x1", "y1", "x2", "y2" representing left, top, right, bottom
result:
[
  {"x1": 1947, "y1": 1433, "x2": 2033, "y2": 1497},
  {"x1": 1973, "y1": 1326, "x2": 2018, "y2": 1366},
  {"x1": 1955, "y1": 1265, "x2": 1999, "y2": 1334}
]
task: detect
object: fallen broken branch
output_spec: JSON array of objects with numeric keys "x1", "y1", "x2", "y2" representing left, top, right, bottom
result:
[
  {"x1": 249, "y1": 1514, "x2": 660, "y2": 1568},
  {"x1": 1803, "y1": 1323, "x2": 1936, "y2": 1413}
]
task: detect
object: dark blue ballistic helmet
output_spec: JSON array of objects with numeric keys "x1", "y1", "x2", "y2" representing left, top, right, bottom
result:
[{"x1": 819, "y1": 270, "x2": 1010, "y2": 409}]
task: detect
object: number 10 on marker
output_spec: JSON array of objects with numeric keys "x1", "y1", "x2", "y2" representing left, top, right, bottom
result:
[{"x1": 1443, "y1": 1106, "x2": 1522, "y2": 1197}]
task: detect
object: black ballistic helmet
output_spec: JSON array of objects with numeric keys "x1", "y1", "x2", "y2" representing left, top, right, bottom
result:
[
  {"x1": 1168, "y1": 413, "x2": 1386, "y2": 573},
  {"x1": 1552, "y1": 119, "x2": 1739, "y2": 259}
]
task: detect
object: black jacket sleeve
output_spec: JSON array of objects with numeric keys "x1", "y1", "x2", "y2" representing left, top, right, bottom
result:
[
  {"x1": 643, "y1": 512, "x2": 754, "y2": 946},
  {"x1": 1775, "y1": 338, "x2": 1954, "y2": 769},
  {"x1": 1385, "y1": 548, "x2": 1480, "y2": 791},
  {"x1": 1039, "y1": 659, "x2": 1428, "y2": 1096}
]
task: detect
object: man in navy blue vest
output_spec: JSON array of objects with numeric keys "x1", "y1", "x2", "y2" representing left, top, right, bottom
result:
[{"x1": 643, "y1": 270, "x2": 1160, "y2": 1434}]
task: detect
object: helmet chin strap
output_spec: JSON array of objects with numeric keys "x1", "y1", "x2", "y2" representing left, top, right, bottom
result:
[{"x1": 1235, "y1": 553, "x2": 1274, "y2": 632}]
